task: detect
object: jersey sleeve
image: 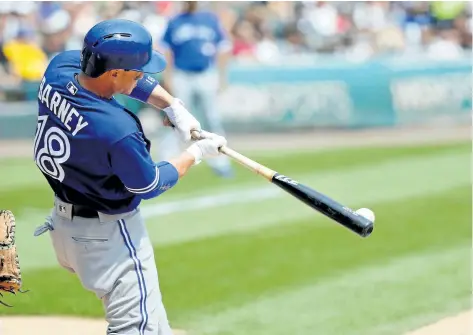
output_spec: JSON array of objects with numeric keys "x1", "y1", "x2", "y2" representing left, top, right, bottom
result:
[
  {"x1": 128, "y1": 74, "x2": 160, "y2": 103},
  {"x1": 110, "y1": 132, "x2": 179, "y2": 200}
]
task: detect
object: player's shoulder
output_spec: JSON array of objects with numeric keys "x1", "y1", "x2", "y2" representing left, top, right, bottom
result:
[
  {"x1": 82, "y1": 100, "x2": 143, "y2": 146},
  {"x1": 167, "y1": 13, "x2": 185, "y2": 26},
  {"x1": 170, "y1": 10, "x2": 217, "y2": 22},
  {"x1": 43, "y1": 50, "x2": 80, "y2": 84},
  {"x1": 195, "y1": 11, "x2": 219, "y2": 23},
  {"x1": 200, "y1": 11, "x2": 218, "y2": 19},
  {"x1": 47, "y1": 50, "x2": 81, "y2": 72}
]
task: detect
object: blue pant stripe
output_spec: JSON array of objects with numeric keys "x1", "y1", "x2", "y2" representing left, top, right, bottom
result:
[{"x1": 118, "y1": 219, "x2": 149, "y2": 334}]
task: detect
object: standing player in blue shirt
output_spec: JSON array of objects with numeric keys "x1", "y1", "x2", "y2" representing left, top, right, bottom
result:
[
  {"x1": 33, "y1": 19, "x2": 226, "y2": 335},
  {"x1": 159, "y1": 1, "x2": 234, "y2": 177}
]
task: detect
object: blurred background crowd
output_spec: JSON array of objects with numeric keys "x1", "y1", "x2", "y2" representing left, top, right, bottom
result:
[{"x1": 0, "y1": 1, "x2": 471, "y2": 101}]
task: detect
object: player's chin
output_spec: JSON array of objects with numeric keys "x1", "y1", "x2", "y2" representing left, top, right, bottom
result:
[{"x1": 124, "y1": 86, "x2": 136, "y2": 95}]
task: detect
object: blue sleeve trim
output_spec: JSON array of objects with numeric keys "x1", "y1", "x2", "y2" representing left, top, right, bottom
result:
[
  {"x1": 125, "y1": 166, "x2": 160, "y2": 194},
  {"x1": 110, "y1": 133, "x2": 178, "y2": 200},
  {"x1": 137, "y1": 162, "x2": 179, "y2": 200}
]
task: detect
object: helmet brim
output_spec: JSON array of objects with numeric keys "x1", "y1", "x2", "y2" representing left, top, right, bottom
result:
[{"x1": 140, "y1": 50, "x2": 167, "y2": 74}]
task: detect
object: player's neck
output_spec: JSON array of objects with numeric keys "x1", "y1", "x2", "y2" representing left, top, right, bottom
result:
[{"x1": 77, "y1": 73, "x2": 114, "y2": 99}]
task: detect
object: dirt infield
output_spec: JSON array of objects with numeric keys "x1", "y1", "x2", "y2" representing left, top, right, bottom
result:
[
  {"x1": 0, "y1": 316, "x2": 187, "y2": 335},
  {"x1": 0, "y1": 310, "x2": 470, "y2": 334},
  {"x1": 404, "y1": 310, "x2": 472, "y2": 335}
]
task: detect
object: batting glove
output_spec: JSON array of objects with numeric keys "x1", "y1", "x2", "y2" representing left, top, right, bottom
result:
[
  {"x1": 162, "y1": 98, "x2": 201, "y2": 142},
  {"x1": 186, "y1": 133, "x2": 227, "y2": 164}
]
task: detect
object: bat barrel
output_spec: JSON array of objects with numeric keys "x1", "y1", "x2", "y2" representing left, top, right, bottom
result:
[
  {"x1": 300, "y1": 191, "x2": 374, "y2": 238},
  {"x1": 271, "y1": 174, "x2": 374, "y2": 238},
  {"x1": 362, "y1": 223, "x2": 374, "y2": 237},
  {"x1": 339, "y1": 211, "x2": 373, "y2": 237}
]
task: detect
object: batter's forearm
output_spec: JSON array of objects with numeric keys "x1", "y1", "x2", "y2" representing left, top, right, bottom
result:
[
  {"x1": 147, "y1": 85, "x2": 175, "y2": 109},
  {"x1": 167, "y1": 152, "x2": 196, "y2": 178},
  {"x1": 145, "y1": 49, "x2": 175, "y2": 109}
]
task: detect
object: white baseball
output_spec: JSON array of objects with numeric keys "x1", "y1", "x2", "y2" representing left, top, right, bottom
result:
[{"x1": 355, "y1": 208, "x2": 375, "y2": 222}]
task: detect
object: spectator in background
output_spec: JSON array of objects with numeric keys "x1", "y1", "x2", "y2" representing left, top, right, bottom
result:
[
  {"x1": 301, "y1": 1, "x2": 340, "y2": 52},
  {"x1": 342, "y1": 32, "x2": 376, "y2": 62},
  {"x1": 0, "y1": 2, "x2": 19, "y2": 43},
  {"x1": 353, "y1": 1, "x2": 391, "y2": 33},
  {"x1": 232, "y1": 19, "x2": 258, "y2": 58},
  {"x1": 280, "y1": 23, "x2": 310, "y2": 55},
  {"x1": 97, "y1": 2, "x2": 125, "y2": 20},
  {"x1": 40, "y1": 9, "x2": 76, "y2": 60},
  {"x1": 399, "y1": 2, "x2": 431, "y2": 54},
  {"x1": 254, "y1": 26, "x2": 280, "y2": 63},
  {"x1": 142, "y1": 2, "x2": 170, "y2": 47},
  {"x1": 430, "y1": 1, "x2": 466, "y2": 31},
  {"x1": 242, "y1": 1, "x2": 269, "y2": 39},
  {"x1": 0, "y1": 5, "x2": 21, "y2": 98},
  {"x1": 2, "y1": 25, "x2": 48, "y2": 100},
  {"x1": 455, "y1": 2, "x2": 472, "y2": 49},
  {"x1": 159, "y1": 1, "x2": 234, "y2": 178},
  {"x1": 426, "y1": 28, "x2": 464, "y2": 60},
  {"x1": 375, "y1": 25, "x2": 405, "y2": 55},
  {"x1": 305, "y1": 1, "x2": 339, "y2": 37},
  {"x1": 2, "y1": 26, "x2": 47, "y2": 82},
  {"x1": 426, "y1": 1, "x2": 467, "y2": 60},
  {"x1": 62, "y1": 2, "x2": 98, "y2": 48},
  {"x1": 0, "y1": 0, "x2": 470, "y2": 101}
]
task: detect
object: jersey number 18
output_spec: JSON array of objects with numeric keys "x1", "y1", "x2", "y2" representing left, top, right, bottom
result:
[{"x1": 33, "y1": 115, "x2": 71, "y2": 182}]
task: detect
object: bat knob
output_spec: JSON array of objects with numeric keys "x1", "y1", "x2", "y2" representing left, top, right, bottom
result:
[{"x1": 190, "y1": 130, "x2": 202, "y2": 140}]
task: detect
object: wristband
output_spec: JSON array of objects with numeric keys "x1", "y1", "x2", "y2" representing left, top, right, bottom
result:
[
  {"x1": 162, "y1": 98, "x2": 184, "y2": 123},
  {"x1": 185, "y1": 143, "x2": 203, "y2": 165}
]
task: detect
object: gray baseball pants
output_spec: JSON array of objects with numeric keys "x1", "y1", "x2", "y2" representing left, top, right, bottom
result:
[{"x1": 37, "y1": 197, "x2": 173, "y2": 335}]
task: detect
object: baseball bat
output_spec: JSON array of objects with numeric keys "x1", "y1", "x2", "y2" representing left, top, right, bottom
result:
[{"x1": 191, "y1": 130, "x2": 374, "y2": 238}]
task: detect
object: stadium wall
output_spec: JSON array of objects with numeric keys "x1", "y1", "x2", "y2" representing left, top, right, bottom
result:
[{"x1": 0, "y1": 55, "x2": 471, "y2": 140}]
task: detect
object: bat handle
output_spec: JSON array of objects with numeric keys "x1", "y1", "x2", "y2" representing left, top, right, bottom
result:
[
  {"x1": 220, "y1": 146, "x2": 276, "y2": 181},
  {"x1": 190, "y1": 130, "x2": 276, "y2": 181},
  {"x1": 190, "y1": 129, "x2": 204, "y2": 140}
]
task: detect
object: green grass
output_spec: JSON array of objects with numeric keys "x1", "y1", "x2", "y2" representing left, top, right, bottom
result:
[
  {"x1": 0, "y1": 141, "x2": 470, "y2": 335},
  {"x1": 1, "y1": 141, "x2": 469, "y2": 215},
  {"x1": 159, "y1": 185, "x2": 471, "y2": 325},
  {"x1": 4, "y1": 185, "x2": 471, "y2": 334}
]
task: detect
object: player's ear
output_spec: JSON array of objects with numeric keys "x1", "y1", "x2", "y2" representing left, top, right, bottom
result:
[{"x1": 111, "y1": 70, "x2": 119, "y2": 78}]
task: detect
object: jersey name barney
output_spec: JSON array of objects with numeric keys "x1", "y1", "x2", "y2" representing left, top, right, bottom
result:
[{"x1": 38, "y1": 77, "x2": 89, "y2": 136}]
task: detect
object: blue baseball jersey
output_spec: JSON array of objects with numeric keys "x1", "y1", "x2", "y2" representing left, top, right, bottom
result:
[
  {"x1": 161, "y1": 11, "x2": 230, "y2": 72},
  {"x1": 34, "y1": 50, "x2": 179, "y2": 215}
]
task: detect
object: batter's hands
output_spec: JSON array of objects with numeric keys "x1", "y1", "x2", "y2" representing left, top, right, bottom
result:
[
  {"x1": 162, "y1": 98, "x2": 201, "y2": 142},
  {"x1": 185, "y1": 132, "x2": 227, "y2": 164}
]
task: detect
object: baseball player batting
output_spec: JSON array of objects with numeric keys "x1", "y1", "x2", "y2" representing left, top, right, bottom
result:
[{"x1": 33, "y1": 19, "x2": 226, "y2": 334}]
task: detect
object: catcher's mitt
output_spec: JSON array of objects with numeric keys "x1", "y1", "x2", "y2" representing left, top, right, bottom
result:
[{"x1": 0, "y1": 210, "x2": 25, "y2": 306}]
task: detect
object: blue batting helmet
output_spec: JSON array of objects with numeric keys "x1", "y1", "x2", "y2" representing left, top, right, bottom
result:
[{"x1": 80, "y1": 19, "x2": 166, "y2": 78}]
